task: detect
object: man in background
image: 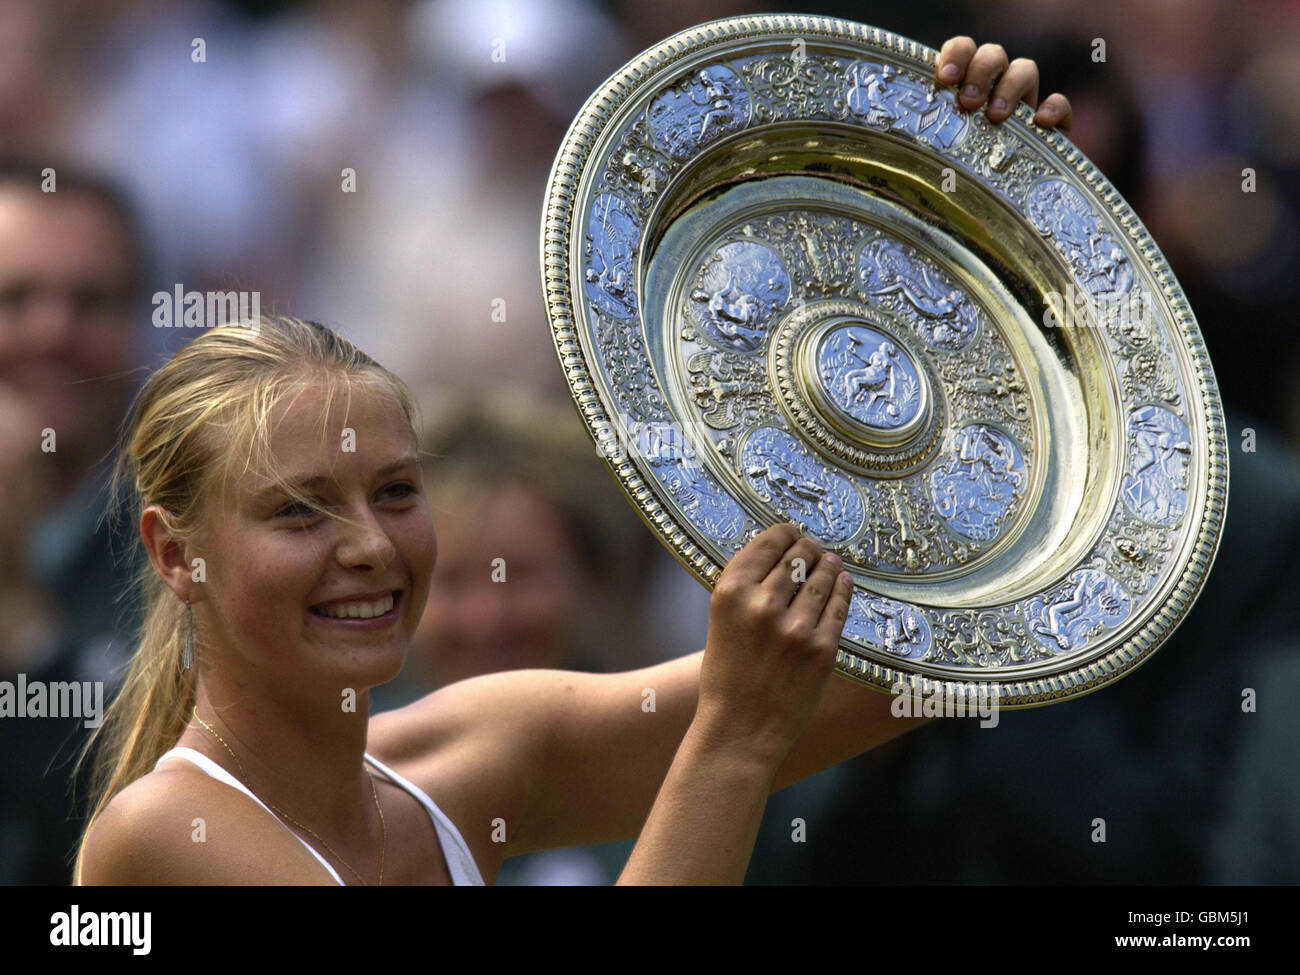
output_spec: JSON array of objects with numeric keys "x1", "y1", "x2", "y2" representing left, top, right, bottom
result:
[{"x1": 0, "y1": 161, "x2": 144, "y2": 883}]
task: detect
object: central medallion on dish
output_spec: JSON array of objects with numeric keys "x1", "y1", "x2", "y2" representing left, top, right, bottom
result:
[
  {"x1": 809, "y1": 319, "x2": 929, "y2": 446},
  {"x1": 770, "y1": 300, "x2": 946, "y2": 476}
]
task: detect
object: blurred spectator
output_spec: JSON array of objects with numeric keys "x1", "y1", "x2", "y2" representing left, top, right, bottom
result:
[
  {"x1": 0, "y1": 161, "x2": 143, "y2": 883},
  {"x1": 298, "y1": 0, "x2": 627, "y2": 400},
  {"x1": 376, "y1": 388, "x2": 697, "y2": 705},
  {"x1": 66, "y1": 1, "x2": 272, "y2": 291},
  {"x1": 381, "y1": 389, "x2": 699, "y2": 883}
]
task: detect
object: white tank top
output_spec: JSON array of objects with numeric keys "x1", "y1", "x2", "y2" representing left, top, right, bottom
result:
[{"x1": 154, "y1": 746, "x2": 485, "y2": 886}]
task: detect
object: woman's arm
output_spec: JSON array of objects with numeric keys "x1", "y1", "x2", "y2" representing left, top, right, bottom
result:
[
  {"x1": 373, "y1": 528, "x2": 920, "y2": 869},
  {"x1": 613, "y1": 722, "x2": 782, "y2": 885}
]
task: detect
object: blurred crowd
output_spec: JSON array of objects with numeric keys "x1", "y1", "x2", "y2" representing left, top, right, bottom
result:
[{"x1": 1, "y1": 0, "x2": 1297, "y2": 885}]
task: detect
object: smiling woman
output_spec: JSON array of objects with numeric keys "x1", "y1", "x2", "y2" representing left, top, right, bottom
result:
[
  {"x1": 71, "y1": 38, "x2": 1071, "y2": 884},
  {"x1": 73, "y1": 315, "x2": 461, "y2": 884}
]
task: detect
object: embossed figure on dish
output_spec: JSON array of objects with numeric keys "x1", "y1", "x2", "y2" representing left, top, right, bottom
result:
[
  {"x1": 817, "y1": 325, "x2": 923, "y2": 430},
  {"x1": 640, "y1": 423, "x2": 747, "y2": 545},
  {"x1": 648, "y1": 64, "x2": 753, "y2": 162},
  {"x1": 740, "y1": 427, "x2": 865, "y2": 542},
  {"x1": 845, "y1": 60, "x2": 967, "y2": 150},
  {"x1": 1121, "y1": 405, "x2": 1191, "y2": 526},
  {"x1": 1023, "y1": 568, "x2": 1131, "y2": 654},
  {"x1": 689, "y1": 240, "x2": 791, "y2": 353},
  {"x1": 685, "y1": 347, "x2": 769, "y2": 431},
  {"x1": 929, "y1": 423, "x2": 1027, "y2": 542},
  {"x1": 844, "y1": 590, "x2": 932, "y2": 659},
  {"x1": 1026, "y1": 179, "x2": 1133, "y2": 299},
  {"x1": 584, "y1": 193, "x2": 639, "y2": 319},
  {"x1": 857, "y1": 236, "x2": 979, "y2": 349}
]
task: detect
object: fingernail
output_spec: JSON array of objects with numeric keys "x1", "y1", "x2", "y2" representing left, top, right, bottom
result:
[
  {"x1": 825, "y1": 552, "x2": 842, "y2": 568},
  {"x1": 839, "y1": 573, "x2": 853, "y2": 587},
  {"x1": 963, "y1": 84, "x2": 980, "y2": 99},
  {"x1": 941, "y1": 63, "x2": 960, "y2": 81},
  {"x1": 991, "y1": 97, "x2": 1007, "y2": 113}
]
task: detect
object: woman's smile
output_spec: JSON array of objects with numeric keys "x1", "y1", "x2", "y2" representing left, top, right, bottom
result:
[{"x1": 308, "y1": 589, "x2": 403, "y2": 628}]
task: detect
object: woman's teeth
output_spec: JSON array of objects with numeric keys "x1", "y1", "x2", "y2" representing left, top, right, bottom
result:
[{"x1": 315, "y1": 593, "x2": 395, "y2": 619}]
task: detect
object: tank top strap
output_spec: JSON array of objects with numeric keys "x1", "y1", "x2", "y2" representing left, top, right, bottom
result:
[
  {"x1": 363, "y1": 752, "x2": 486, "y2": 886},
  {"x1": 154, "y1": 746, "x2": 345, "y2": 885}
]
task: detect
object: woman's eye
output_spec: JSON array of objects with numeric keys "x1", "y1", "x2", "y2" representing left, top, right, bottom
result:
[
  {"x1": 276, "y1": 501, "x2": 319, "y2": 519},
  {"x1": 272, "y1": 484, "x2": 414, "y2": 519},
  {"x1": 383, "y1": 482, "x2": 417, "y2": 501}
]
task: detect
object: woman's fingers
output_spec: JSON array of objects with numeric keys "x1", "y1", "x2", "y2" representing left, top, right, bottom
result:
[
  {"x1": 937, "y1": 36, "x2": 1072, "y2": 132},
  {"x1": 714, "y1": 527, "x2": 853, "y2": 651},
  {"x1": 1034, "y1": 92, "x2": 1074, "y2": 133},
  {"x1": 958, "y1": 42, "x2": 1010, "y2": 111},
  {"x1": 987, "y1": 57, "x2": 1039, "y2": 122},
  {"x1": 785, "y1": 551, "x2": 846, "y2": 633},
  {"x1": 761, "y1": 535, "x2": 823, "y2": 605},
  {"x1": 816, "y1": 569, "x2": 854, "y2": 641},
  {"x1": 719, "y1": 523, "x2": 799, "y2": 589},
  {"x1": 936, "y1": 35, "x2": 976, "y2": 85}
]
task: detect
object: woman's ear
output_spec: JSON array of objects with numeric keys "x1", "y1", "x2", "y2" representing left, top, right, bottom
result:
[{"x1": 140, "y1": 505, "x2": 200, "y2": 603}]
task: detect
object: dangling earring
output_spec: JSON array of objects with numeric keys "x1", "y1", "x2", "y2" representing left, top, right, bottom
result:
[{"x1": 182, "y1": 598, "x2": 194, "y2": 671}]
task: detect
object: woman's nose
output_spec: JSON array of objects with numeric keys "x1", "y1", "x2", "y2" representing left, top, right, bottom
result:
[{"x1": 335, "y1": 506, "x2": 397, "y2": 571}]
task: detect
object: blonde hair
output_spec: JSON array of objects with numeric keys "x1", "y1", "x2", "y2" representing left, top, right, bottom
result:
[{"x1": 73, "y1": 315, "x2": 417, "y2": 881}]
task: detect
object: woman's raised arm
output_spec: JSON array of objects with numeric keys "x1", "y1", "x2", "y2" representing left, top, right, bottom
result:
[{"x1": 370, "y1": 526, "x2": 921, "y2": 877}]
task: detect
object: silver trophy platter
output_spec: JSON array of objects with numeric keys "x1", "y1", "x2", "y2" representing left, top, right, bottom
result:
[{"x1": 540, "y1": 15, "x2": 1228, "y2": 707}]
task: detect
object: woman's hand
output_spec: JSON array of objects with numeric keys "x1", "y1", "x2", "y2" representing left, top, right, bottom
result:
[
  {"x1": 617, "y1": 524, "x2": 852, "y2": 883},
  {"x1": 936, "y1": 36, "x2": 1073, "y2": 133},
  {"x1": 694, "y1": 523, "x2": 853, "y2": 767}
]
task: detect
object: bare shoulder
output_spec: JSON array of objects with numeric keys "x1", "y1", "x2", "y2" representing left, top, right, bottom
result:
[{"x1": 78, "y1": 761, "x2": 335, "y2": 885}]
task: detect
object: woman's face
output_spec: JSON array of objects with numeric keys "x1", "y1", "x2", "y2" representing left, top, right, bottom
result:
[{"x1": 192, "y1": 381, "x2": 436, "y2": 696}]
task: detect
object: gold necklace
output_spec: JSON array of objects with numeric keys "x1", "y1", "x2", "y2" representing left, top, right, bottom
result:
[{"x1": 190, "y1": 706, "x2": 386, "y2": 886}]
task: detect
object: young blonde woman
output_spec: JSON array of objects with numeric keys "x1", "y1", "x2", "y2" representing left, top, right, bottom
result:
[{"x1": 74, "y1": 41, "x2": 1071, "y2": 885}]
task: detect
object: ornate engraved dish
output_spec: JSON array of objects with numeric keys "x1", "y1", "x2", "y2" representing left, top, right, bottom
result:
[{"x1": 540, "y1": 15, "x2": 1227, "y2": 707}]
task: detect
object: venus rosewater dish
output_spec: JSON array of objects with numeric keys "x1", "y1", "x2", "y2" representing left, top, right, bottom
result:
[{"x1": 541, "y1": 14, "x2": 1227, "y2": 708}]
